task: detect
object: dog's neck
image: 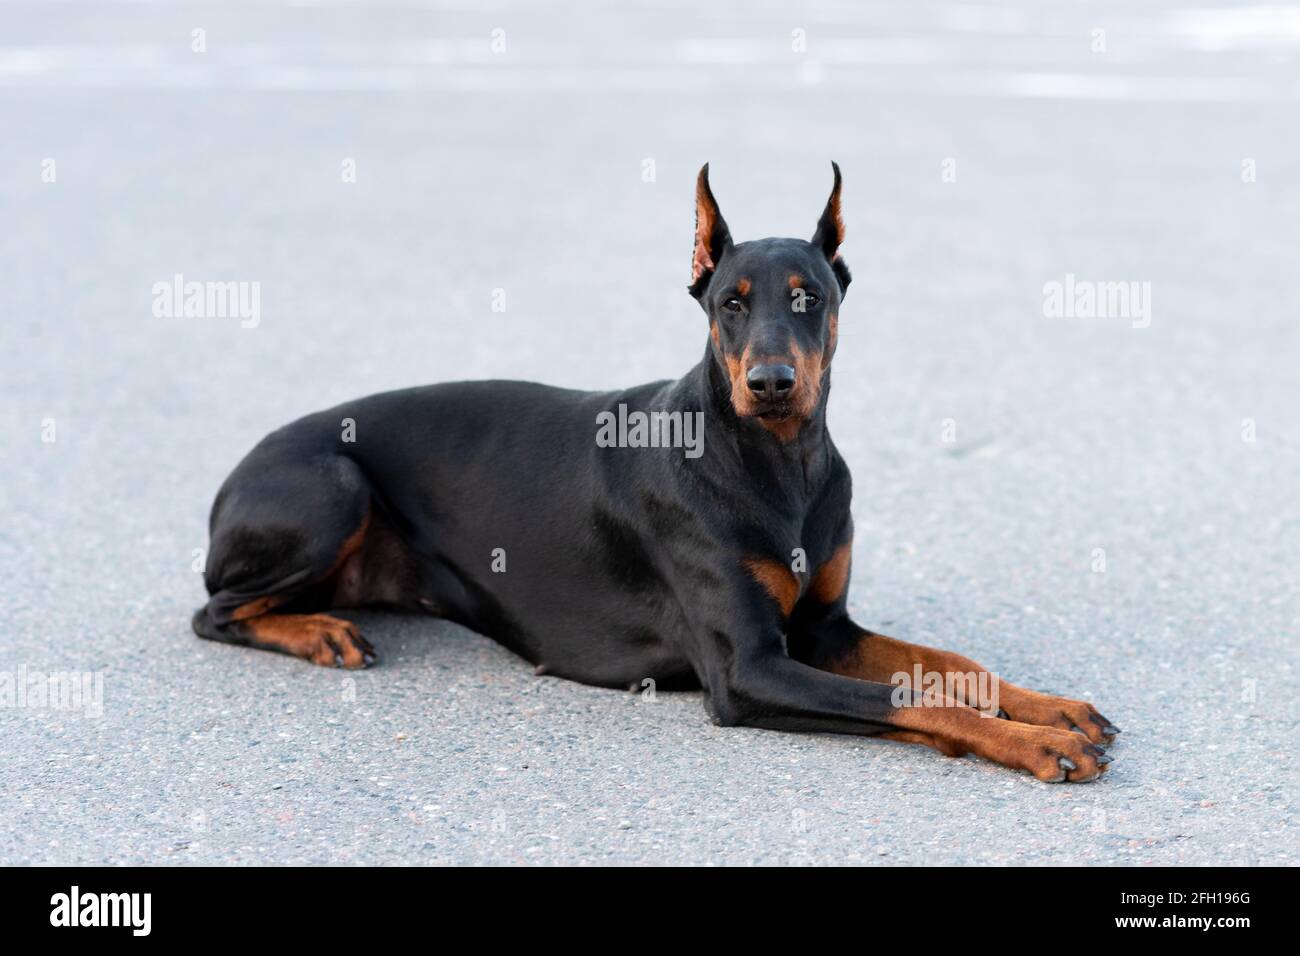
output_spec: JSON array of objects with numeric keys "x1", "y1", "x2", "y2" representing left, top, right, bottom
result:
[{"x1": 690, "y1": 344, "x2": 834, "y2": 498}]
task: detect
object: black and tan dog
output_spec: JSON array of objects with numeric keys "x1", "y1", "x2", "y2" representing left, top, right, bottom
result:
[{"x1": 194, "y1": 164, "x2": 1118, "y2": 782}]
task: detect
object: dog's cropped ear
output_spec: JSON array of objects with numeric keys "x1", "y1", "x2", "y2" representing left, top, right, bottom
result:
[
  {"x1": 811, "y1": 161, "x2": 851, "y2": 296},
  {"x1": 689, "y1": 163, "x2": 733, "y2": 299}
]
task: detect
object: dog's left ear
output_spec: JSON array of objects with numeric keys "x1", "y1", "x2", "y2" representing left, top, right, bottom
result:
[{"x1": 811, "y1": 161, "x2": 851, "y2": 296}]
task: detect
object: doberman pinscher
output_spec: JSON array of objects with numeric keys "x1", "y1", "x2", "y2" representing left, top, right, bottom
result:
[{"x1": 193, "y1": 164, "x2": 1118, "y2": 782}]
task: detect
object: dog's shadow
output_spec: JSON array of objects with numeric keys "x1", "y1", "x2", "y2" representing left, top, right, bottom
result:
[
  {"x1": 342, "y1": 608, "x2": 514, "y2": 671},
  {"x1": 339, "y1": 608, "x2": 707, "y2": 700}
]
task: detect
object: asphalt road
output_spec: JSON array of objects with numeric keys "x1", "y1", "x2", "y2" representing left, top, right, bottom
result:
[{"x1": 1, "y1": 0, "x2": 1296, "y2": 865}]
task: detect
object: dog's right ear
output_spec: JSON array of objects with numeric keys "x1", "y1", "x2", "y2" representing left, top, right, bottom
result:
[{"x1": 688, "y1": 164, "x2": 733, "y2": 299}]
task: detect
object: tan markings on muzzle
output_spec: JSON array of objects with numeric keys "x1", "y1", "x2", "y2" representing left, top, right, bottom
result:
[
  {"x1": 724, "y1": 341, "x2": 826, "y2": 443},
  {"x1": 724, "y1": 346, "x2": 760, "y2": 417},
  {"x1": 767, "y1": 341, "x2": 824, "y2": 442}
]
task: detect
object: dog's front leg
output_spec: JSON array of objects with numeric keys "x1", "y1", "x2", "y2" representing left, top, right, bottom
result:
[
  {"x1": 706, "y1": 643, "x2": 1109, "y2": 782},
  {"x1": 793, "y1": 613, "x2": 1120, "y2": 747},
  {"x1": 701, "y1": 571, "x2": 1111, "y2": 782}
]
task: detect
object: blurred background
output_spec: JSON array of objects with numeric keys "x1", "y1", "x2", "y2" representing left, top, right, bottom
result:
[{"x1": 0, "y1": 0, "x2": 1295, "y2": 865}]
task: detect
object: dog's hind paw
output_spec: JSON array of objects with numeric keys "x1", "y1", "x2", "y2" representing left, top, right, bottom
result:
[{"x1": 243, "y1": 613, "x2": 377, "y2": 669}]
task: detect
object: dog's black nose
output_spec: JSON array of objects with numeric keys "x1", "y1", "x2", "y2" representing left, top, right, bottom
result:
[{"x1": 746, "y1": 364, "x2": 796, "y2": 402}]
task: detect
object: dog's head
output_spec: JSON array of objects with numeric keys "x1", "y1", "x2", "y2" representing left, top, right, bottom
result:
[{"x1": 689, "y1": 163, "x2": 851, "y2": 441}]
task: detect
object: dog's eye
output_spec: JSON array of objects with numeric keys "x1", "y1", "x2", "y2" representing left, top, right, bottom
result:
[
  {"x1": 722, "y1": 298, "x2": 743, "y2": 313},
  {"x1": 802, "y1": 293, "x2": 820, "y2": 309}
]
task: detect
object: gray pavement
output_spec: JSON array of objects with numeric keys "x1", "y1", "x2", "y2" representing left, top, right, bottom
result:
[{"x1": 0, "y1": 0, "x2": 1296, "y2": 865}]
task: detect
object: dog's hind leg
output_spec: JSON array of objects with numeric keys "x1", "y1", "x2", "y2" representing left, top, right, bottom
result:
[{"x1": 191, "y1": 450, "x2": 378, "y2": 669}]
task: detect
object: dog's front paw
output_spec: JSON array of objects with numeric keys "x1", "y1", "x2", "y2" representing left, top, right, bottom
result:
[
  {"x1": 993, "y1": 722, "x2": 1112, "y2": 783},
  {"x1": 997, "y1": 688, "x2": 1119, "y2": 745}
]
